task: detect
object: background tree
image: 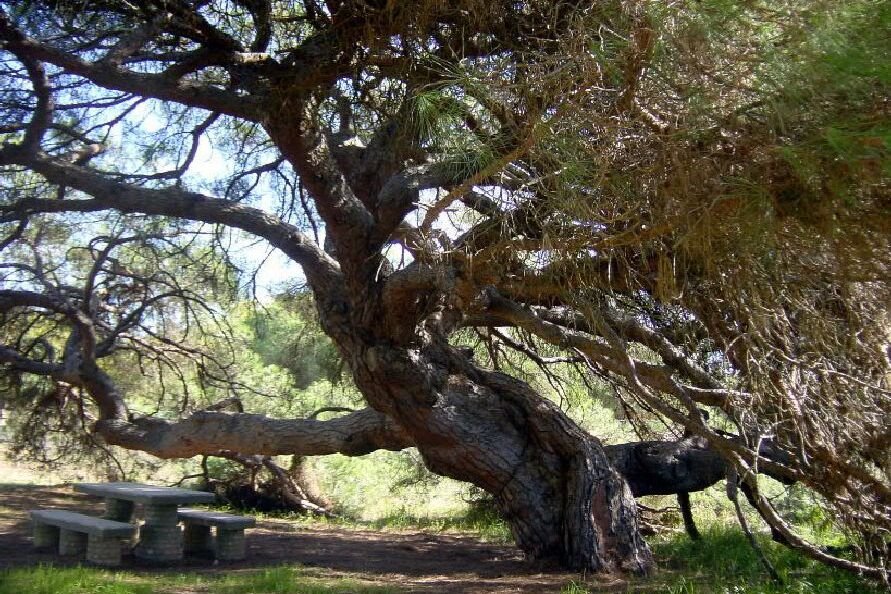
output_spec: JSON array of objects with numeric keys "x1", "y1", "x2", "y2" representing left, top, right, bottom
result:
[{"x1": 0, "y1": 0, "x2": 888, "y2": 577}]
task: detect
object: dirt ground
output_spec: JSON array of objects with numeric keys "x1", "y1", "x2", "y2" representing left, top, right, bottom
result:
[{"x1": 0, "y1": 482, "x2": 633, "y2": 593}]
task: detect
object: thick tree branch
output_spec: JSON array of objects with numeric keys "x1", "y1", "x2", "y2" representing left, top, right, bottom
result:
[
  {"x1": 100, "y1": 15, "x2": 166, "y2": 67},
  {"x1": 266, "y1": 107, "x2": 376, "y2": 277},
  {"x1": 0, "y1": 343, "x2": 59, "y2": 376},
  {"x1": 373, "y1": 165, "x2": 452, "y2": 247},
  {"x1": 94, "y1": 407, "x2": 413, "y2": 459},
  {"x1": 15, "y1": 50, "x2": 53, "y2": 153}
]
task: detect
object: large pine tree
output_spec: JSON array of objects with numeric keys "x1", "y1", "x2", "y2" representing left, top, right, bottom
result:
[{"x1": 0, "y1": 0, "x2": 888, "y2": 576}]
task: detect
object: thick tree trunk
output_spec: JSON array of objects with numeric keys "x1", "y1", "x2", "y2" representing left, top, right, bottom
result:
[{"x1": 341, "y1": 335, "x2": 653, "y2": 574}]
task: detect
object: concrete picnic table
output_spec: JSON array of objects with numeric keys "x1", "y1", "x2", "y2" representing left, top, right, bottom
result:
[{"x1": 74, "y1": 481, "x2": 215, "y2": 561}]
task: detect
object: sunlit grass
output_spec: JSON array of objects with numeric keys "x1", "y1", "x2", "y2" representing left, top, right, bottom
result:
[
  {"x1": 250, "y1": 501, "x2": 513, "y2": 544},
  {"x1": 0, "y1": 565, "x2": 400, "y2": 594},
  {"x1": 640, "y1": 527, "x2": 883, "y2": 594},
  {"x1": 361, "y1": 506, "x2": 513, "y2": 543},
  {"x1": 559, "y1": 523, "x2": 887, "y2": 593},
  {"x1": 0, "y1": 566, "x2": 153, "y2": 594},
  {"x1": 213, "y1": 566, "x2": 398, "y2": 594}
]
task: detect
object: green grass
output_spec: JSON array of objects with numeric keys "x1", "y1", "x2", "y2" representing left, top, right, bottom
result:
[
  {"x1": 360, "y1": 505, "x2": 513, "y2": 543},
  {"x1": 640, "y1": 527, "x2": 884, "y2": 594},
  {"x1": 0, "y1": 566, "x2": 153, "y2": 594},
  {"x1": 0, "y1": 565, "x2": 400, "y2": 594},
  {"x1": 214, "y1": 566, "x2": 398, "y2": 594},
  {"x1": 561, "y1": 582, "x2": 591, "y2": 594},
  {"x1": 0, "y1": 531, "x2": 884, "y2": 594},
  {"x1": 253, "y1": 503, "x2": 514, "y2": 544}
]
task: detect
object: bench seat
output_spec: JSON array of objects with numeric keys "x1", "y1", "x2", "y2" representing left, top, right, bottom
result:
[
  {"x1": 178, "y1": 508, "x2": 256, "y2": 528},
  {"x1": 178, "y1": 509, "x2": 254, "y2": 560},
  {"x1": 30, "y1": 509, "x2": 135, "y2": 566}
]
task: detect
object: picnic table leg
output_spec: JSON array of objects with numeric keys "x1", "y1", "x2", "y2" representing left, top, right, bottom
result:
[
  {"x1": 134, "y1": 503, "x2": 182, "y2": 561},
  {"x1": 104, "y1": 497, "x2": 138, "y2": 552},
  {"x1": 104, "y1": 498, "x2": 135, "y2": 522}
]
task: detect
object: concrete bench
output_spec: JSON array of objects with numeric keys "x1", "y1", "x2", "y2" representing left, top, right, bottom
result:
[
  {"x1": 30, "y1": 509, "x2": 136, "y2": 566},
  {"x1": 178, "y1": 509, "x2": 255, "y2": 561}
]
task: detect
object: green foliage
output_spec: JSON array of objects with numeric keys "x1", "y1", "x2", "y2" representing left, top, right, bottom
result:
[
  {"x1": 741, "y1": 1, "x2": 888, "y2": 229},
  {"x1": 308, "y1": 448, "x2": 464, "y2": 519},
  {"x1": 407, "y1": 78, "x2": 507, "y2": 184},
  {"x1": 238, "y1": 294, "x2": 342, "y2": 389}
]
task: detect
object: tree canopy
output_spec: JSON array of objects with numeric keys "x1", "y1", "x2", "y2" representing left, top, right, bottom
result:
[{"x1": 0, "y1": 0, "x2": 888, "y2": 578}]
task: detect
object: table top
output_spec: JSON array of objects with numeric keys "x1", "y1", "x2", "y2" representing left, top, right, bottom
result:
[{"x1": 74, "y1": 482, "x2": 216, "y2": 505}]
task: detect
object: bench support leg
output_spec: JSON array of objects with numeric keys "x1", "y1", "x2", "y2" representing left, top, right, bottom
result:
[
  {"x1": 216, "y1": 528, "x2": 246, "y2": 561},
  {"x1": 183, "y1": 524, "x2": 213, "y2": 555},
  {"x1": 87, "y1": 534, "x2": 123, "y2": 566},
  {"x1": 59, "y1": 529, "x2": 88, "y2": 556},
  {"x1": 32, "y1": 522, "x2": 59, "y2": 550}
]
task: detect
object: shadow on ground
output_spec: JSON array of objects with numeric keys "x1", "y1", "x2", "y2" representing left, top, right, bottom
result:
[{"x1": 0, "y1": 484, "x2": 625, "y2": 593}]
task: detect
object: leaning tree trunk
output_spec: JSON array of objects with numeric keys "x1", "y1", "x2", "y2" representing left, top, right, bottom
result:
[{"x1": 328, "y1": 314, "x2": 653, "y2": 573}]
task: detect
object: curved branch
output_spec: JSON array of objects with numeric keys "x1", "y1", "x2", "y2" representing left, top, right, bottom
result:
[
  {"x1": 733, "y1": 454, "x2": 890, "y2": 581},
  {"x1": 0, "y1": 343, "x2": 59, "y2": 376},
  {"x1": 481, "y1": 289, "x2": 733, "y2": 411},
  {"x1": 0, "y1": 289, "x2": 98, "y2": 362},
  {"x1": 265, "y1": 104, "x2": 376, "y2": 274},
  {"x1": 0, "y1": 153, "x2": 341, "y2": 292},
  {"x1": 15, "y1": 50, "x2": 53, "y2": 153},
  {"x1": 374, "y1": 164, "x2": 451, "y2": 246},
  {"x1": 535, "y1": 306, "x2": 725, "y2": 392},
  {"x1": 0, "y1": 11, "x2": 262, "y2": 121}
]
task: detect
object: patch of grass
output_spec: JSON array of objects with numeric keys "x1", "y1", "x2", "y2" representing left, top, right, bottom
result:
[
  {"x1": 643, "y1": 527, "x2": 884, "y2": 594},
  {"x1": 560, "y1": 581, "x2": 590, "y2": 594},
  {"x1": 271, "y1": 504, "x2": 513, "y2": 544},
  {"x1": 363, "y1": 506, "x2": 513, "y2": 543},
  {"x1": 0, "y1": 566, "x2": 152, "y2": 594},
  {"x1": 0, "y1": 565, "x2": 400, "y2": 594},
  {"x1": 214, "y1": 566, "x2": 398, "y2": 594}
]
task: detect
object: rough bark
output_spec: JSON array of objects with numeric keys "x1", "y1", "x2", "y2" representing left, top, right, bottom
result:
[
  {"x1": 677, "y1": 492, "x2": 702, "y2": 541},
  {"x1": 94, "y1": 408, "x2": 413, "y2": 459},
  {"x1": 344, "y1": 339, "x2": 653, "y2": 573}
]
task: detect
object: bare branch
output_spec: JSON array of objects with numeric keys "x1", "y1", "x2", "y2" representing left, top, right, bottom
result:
[
  {"x1": 0, "y1": 11, "x2": 262, "y2": 120},
  {"x1": 0, "y1": 153, "x2": 341, "y2": 292},
  {"x1": 94, "y1": 407, "x2": 413, "y2": 459}
]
